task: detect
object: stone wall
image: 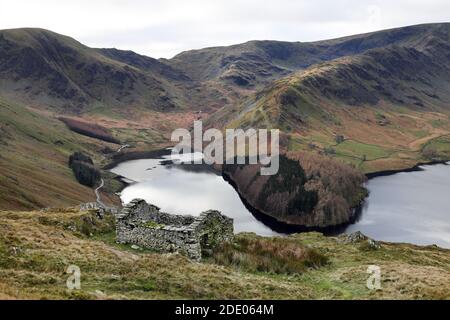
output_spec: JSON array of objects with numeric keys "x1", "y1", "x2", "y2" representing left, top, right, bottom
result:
[
  {"x1": 78, "y1": 202, "x2": 118, "y2": 217},
  {"x1": 115, "y1": 199, "x2": 233, "y2": 260}
]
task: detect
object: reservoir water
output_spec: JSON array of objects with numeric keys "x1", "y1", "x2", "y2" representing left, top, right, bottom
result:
[
  {"x1": 111, "y1": 155, "x2": 450, "y2": 248},
  {"x1": 345, "y1": 162, "x2": 450, "y2": 248},
  {"x1": 111, "y1": 153, "x2": 280, "y2": 236}
]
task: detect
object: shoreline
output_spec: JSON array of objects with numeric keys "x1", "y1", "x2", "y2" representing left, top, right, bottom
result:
[
  {"x1": 107, "y1": 149, "x2": 364, "y2": 234},
  {"x1": 365, "y1": 159, "x2": 450, "y2": 179},
  {"x1": 105, "y1": 150, "x2": 449, "y2": 234},
  {"x1": 221, "y1": 170, "x2": 363, "y2": 235},
  {"x1": 103, "y1": 148, "x2": 172, "y2": 170},
  {"x1": 107, "y1": 147, "x2": 450, "y2": 180}
]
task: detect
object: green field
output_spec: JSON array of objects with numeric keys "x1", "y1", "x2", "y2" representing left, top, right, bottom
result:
[{"x1": 334, "y1": 140, "x2": 393, "y2": 161}]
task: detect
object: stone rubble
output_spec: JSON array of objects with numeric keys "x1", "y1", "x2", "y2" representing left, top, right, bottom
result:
[
  {"x1": 339, "y1": 231, "x2": 382, "y2": 249},
  {"x1": 115, "y1": 199, "x2": 234, "y2": 260}
]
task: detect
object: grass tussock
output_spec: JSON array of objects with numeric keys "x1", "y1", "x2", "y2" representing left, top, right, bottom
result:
[{"x1": 213, "y1": 234, "x2": 328, "y2": 275}]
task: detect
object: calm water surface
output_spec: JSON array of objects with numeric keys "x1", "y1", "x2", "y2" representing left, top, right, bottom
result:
[
  {"x1": 345, "y1": 162, "x2": 450, "y2": 248},
  {"x1": 111, "y1": 153, "x2": 280, "y2": 236},
  {"x1": 111, "y1": 155, "x2": 450, "y2": 248}
]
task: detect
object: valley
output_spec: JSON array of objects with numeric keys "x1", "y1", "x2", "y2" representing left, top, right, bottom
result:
[
  {"x1": 0, "y1": 23, "x2": 449, "y2": 300},
  {"x1": 0, "y1": 23, "x2": 449, "y2": 222}
]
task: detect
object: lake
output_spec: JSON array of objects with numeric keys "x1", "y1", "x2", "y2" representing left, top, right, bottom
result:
[
  {"x1": 111, "y1": 153, "x2": 280, "y2": 236},
  {"x1": 111, "y1": 154, "x2": 450, "y2": 248},
  {"x1": 345, "y1": 162, "x2": 450, "y2": 248}
]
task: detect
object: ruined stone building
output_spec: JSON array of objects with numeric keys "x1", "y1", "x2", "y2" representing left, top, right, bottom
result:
[{"x1": 115, "y1": 199, "x2": 234, "y2": 260}]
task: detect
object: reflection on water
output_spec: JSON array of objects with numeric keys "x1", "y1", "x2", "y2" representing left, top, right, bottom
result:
[
  {"x1": 111, "y1": 156, "x2": 281, "y2": 236},
  {"x1": 345, "y1": 162, "x2": 450, "y2": 248},
  {"x1": 111, "y1": 155, "x2": 450, "y2": 248}
]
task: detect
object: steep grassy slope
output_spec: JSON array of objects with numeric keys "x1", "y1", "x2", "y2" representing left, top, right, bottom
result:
[
  {"x1": 2, "y1": 24, "x2": 441, "y2": 118},
  {"x1": 0, "y1": 208, "x2": 448, "y2": 299},
  {"x1": 1, "y1": 24, "x2": 448, "y2": 121},
  {"x1": 218, "y1": 24, "x2": 450, "y2": 173},
  {"x1": 0, "y1": 96, "x2": 118, "y2": 210},
  {"x1": 0, "y1": 28, "x2": 200, "y2": 113},
  {"x1": 169, "y1": 23, "x2": 449, "y2": 103}
]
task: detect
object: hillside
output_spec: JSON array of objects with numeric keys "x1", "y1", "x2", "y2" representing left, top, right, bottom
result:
[
  {"x1": 2, "y1": 24, "x2": 449, "y2": 117},
  {"x1": 0, "y1": 207, "x2": 448, "y2": 299},
  {"x1": 223, "y1": 153, "x2": 367, "y2": 227},
  {"x1": 1, "y1": 23, "x2": 450, "y2": 212},
  {"x1": 0, "y1": 28, "x2": 202, "y2": 114},
  {"x1": 0, "y1": 24, "x2": 450, "y2": 301},
  {"x1": 217, "y1": 24, "x2": 450, "y2": 173},
  {"x1": 169, "y1": 23, "x2": 450, "y2": 105},
  {"x1": 0, "y1": 96, "x2": 119, "y2": 209}
]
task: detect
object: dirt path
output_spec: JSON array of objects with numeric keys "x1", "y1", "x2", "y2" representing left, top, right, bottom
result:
[
  {"x1": 95, "y1": 178, "x2": 106, "y2": 208},
  {"x1": 117, "y1": 144, "x2": 130, "y2": 153},
  {"x1": 95, "y1": 144, "x2": 129, "y2": 207},
  {"x1": 408, "y1": 130, "x2": 448, "y2": 151}
]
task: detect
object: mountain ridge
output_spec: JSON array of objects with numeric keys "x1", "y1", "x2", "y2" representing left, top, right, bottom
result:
[
  {"x1": 1, "y1": 23, "x2": 450, "y2": 210},
  {"x1": 0, "y1": 28, "x2": 201, "y2": 113},
  {"x1": 1, "y1": 23, "x2": 449, "y2": 115},
  {"x1": 169, "y1": 23, "x2": 449, "y2": 85}
]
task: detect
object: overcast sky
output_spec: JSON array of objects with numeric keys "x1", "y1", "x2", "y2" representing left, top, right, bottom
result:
[{"x1": 0, "y1": 0, "x2": 449, "y2": 58}]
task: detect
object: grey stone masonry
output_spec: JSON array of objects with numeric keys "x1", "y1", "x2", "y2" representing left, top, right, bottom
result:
[
  {"x1": 78, "y1": 202, "x2": 118, "y2": 218},
  {"x1": 115, "y1": 199, "x2": 234, "y2": 260}
]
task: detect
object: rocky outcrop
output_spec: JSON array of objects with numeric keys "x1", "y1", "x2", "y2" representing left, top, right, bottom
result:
[
  {"x1": 115, "y1": 199, "x2": 234, "y2": 260},
  {"x1": 339, "y1": 231, "x2": 382, "y2": 250}
]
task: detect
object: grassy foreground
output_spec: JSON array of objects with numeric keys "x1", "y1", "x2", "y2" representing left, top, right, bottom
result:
[{"x1": 0, "y1": 208, "x2": 448, "y2": 300}]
